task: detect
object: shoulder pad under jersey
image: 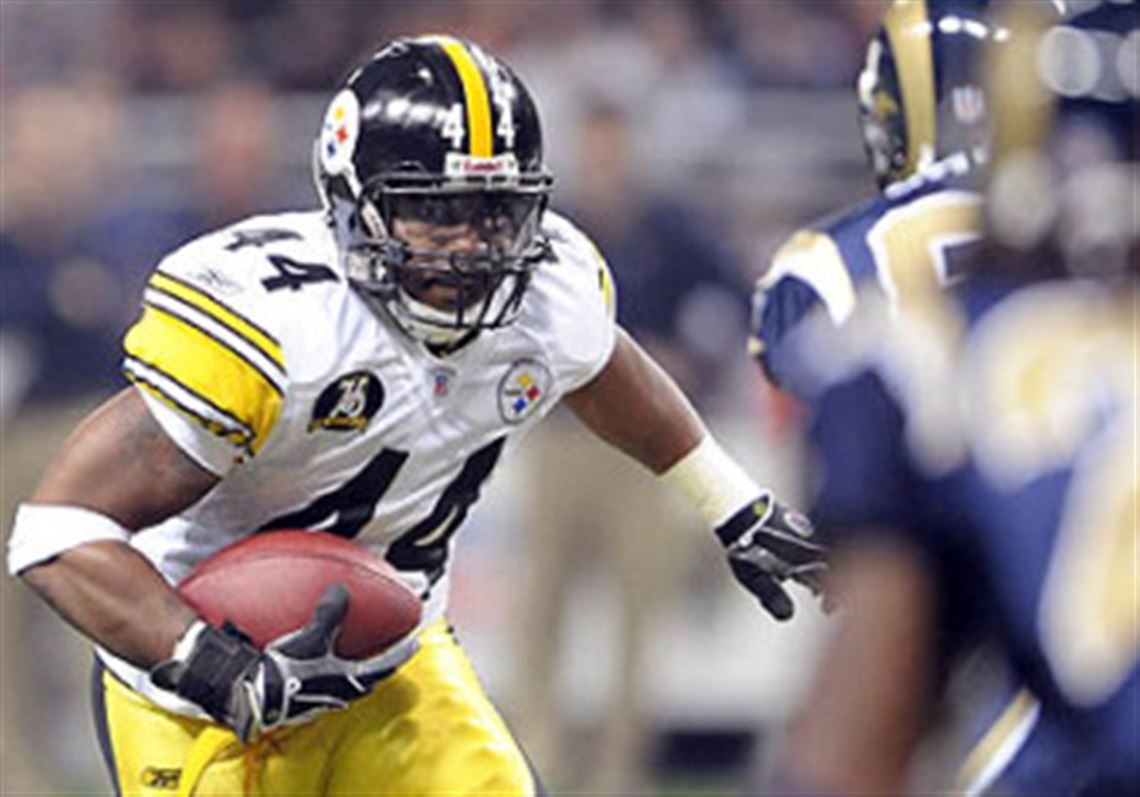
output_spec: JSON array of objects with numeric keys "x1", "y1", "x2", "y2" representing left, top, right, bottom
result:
[
  {"x1": 527, "y1": 210, "x2": 618, "y2": 390},
  {"x1": 122, "y1": 212, "x2": 337, "y2": 464},
  {"x1": 752, "y1": 173, "x2": 981, "y2": 397}
]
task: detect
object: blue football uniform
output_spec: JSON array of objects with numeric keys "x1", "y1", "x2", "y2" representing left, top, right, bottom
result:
[
  {"x1": 799, "y1": 275, "x2": 1138, "y2": 793},
  {"x1": 750, "y1": 159, "x2": 1080, "y2": 792},
  {"x1": 750, "y1": 157, "x2": 982, "y2": 399}
]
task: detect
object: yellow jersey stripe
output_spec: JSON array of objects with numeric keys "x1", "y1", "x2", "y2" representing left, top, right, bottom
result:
[
  {"x1": 886, "y1": 0, "x2": 937, "y2": 177},
  {"x1": 141, "y1": 299, "x2": 284, "y2": 397},
  {"x1": 598, "y1": 263, "x2": 616, "y2": 318},
  {"x1": 125, "y1": 367, "x2": 253, "y2": 452},
  {"x1": 149, "y1": 272, "x2": 284, "y2": 371},
  {"x1": 582, "y1": 236, "x2": 617, "y2": 319},
  {"x1": 953, "y1": 689, "x2": 1040, "y2": 795},
  {"x1": 433, "y1": 37, "x2": 493, "y2": 157},
  {"x1": 124, "y1": 306, "x2": 283, "y2": 452},
  {"x1": 868, "y1": 191, "x2": 981, "y2": 306}
]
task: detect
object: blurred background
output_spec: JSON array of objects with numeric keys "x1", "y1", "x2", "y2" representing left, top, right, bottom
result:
[{"x1": 0, "y1": 1, "x2": 884, "y2": 793}]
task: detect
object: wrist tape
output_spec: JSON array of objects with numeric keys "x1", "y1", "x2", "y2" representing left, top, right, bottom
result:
[
  {"x1": 658, "y1": 436, "x2": 762, "y2": 527},
  {"x1": 151, "y1": 623, "x2": 262, "y2": 723},
  {"x1": 7, "y1": 504, "x2": 132, "y2": 576}
]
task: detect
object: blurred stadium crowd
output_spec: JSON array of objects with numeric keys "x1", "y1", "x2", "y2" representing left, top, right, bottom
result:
[
  {"x1": 1, "y1": 1, "x2": 884, "y2": 794},
  {"x1": 1, "y1": 0, "x2": 880, "y2": 411}
]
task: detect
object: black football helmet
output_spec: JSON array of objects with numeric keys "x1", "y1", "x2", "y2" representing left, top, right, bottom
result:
[
  {"x1": 857, "y1": 0, "x2": 1004, "y2": 188},
  {"x1": 315, "y1": 35, "x2": 554, "y2": 349},
  {"x1": 984, "y1": 0, "x2": 1138, "y2": 280}
]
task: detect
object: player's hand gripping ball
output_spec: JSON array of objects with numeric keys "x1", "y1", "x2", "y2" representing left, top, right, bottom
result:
[
  {"x1": 153, "y1": 531, "x2": 423, "y2": 742},
  {"x1": 178, "y1": 529, "x2": 422, "y2": 658}
]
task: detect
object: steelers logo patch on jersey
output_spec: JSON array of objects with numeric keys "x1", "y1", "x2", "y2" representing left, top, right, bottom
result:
[
  {"x1": 498, "y1": 358, "x2": 551, "y2": 424},
  {"x1": 309, "y1": 371, "x2": 384, "y2": 433}
]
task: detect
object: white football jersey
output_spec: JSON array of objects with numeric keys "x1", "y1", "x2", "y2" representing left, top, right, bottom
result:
[{"x1": 104, "y1": 208, "x2": 617, "y2": 713}]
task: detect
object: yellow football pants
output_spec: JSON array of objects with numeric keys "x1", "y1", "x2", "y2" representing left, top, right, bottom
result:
[{"x1": 93, "y1": 620, "x2": 543, "y2": 796}]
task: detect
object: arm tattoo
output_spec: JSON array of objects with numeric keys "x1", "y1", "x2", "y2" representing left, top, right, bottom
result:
[{"x1": 36, "y1": 389, "x2": 219, "y2": 530}]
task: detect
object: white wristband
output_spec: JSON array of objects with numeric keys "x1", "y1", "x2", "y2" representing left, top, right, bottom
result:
[
  {"x1": 169, "y1": 620, "x2": 209, "y2": 663},
  {"x1": 7, "y1": 504, "x2": 132, "y2": 576},
  {"x1": 658, "y1": 436, "x2": 762, "y2": 527}
]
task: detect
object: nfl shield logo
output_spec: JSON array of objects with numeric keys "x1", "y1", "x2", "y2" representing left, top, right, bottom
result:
[
  {"x1": 952, "y1": 86, "x2": 986, "y2": 126},
  {"x1": 431, "y1": 367, "x2": 456, "y2": 398}
]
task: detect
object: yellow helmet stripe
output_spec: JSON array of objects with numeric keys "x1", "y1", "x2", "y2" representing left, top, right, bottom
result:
[
  {"x1": 149, "y1": 272, "x2": 284, "y2": 371},
  {"x1": 986, "y1": 3, "x2": 1054, "y2": 167},
  {"x1": 885, "y1": 0, "x2": 937, "y2": 175},
  {"x1": 431, "y1": 36, "x2": 494, "y2": 157}
]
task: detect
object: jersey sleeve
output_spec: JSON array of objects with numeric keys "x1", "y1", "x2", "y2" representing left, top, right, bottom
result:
[
  {"x1": 803, "y1": 287, "x2": 968, "y2": 552},
  {"x1": 536, "y1": 213, "x2": 618, "y2": 392},
  {"x1": 807, "y1": 369, "x2": 919, "y2": 541},
  {"x1": 751, "y1": 230, "x2": 857, "y2": 398},
  {"x1": 121, "y1": 252, "x2": 288, "y2": 475}
]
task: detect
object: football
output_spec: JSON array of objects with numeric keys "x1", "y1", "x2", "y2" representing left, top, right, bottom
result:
[{"x1": 177, "y1": 530, "x2": 422, "y2": 660}]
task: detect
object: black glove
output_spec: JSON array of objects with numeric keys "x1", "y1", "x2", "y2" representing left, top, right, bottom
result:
[
  {"x1": 715, "y1": 491, "x2": 828, "y2": 621},
  {"x1": 151, "y1": 584, "x2": 418, "y2": 742}
]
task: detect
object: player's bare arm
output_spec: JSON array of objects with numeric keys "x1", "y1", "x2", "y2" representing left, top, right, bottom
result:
[
  {"x1": 33, "y1": 388, "x2": 218, "y2": 526},
  {"x1": 564, "y1": 326, "x2": 704, "y2": 474},
  {"x1": 567, "y1": 326, "x2": 827, "y2": 620},
  {"x1": 15, "y1": 385, "x2": 416, "y2": 741},
  {"x1": 20, "y1": 388, "x2": 218, "y2": 668},
  {"x1": 778, "y1": 538, "x2": 936, "y2": 792}
]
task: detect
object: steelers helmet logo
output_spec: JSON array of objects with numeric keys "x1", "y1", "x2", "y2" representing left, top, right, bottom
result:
[
  {"x1": 498, "y1": 358, "x2": 551, "y2": 424},
  {"x1": 319, "y1": 89, "x2": 361, "y2": 177}
]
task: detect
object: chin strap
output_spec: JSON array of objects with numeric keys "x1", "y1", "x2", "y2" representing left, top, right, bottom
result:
[
  {"x1": 397, "y1": 292, "x2": 480, "y2": 348},
  {"x1": 426, "y1": 329, "x2": 481, "y2": 357}
]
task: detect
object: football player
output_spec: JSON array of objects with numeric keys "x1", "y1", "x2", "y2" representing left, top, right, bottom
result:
[
  {"x1": 751, "y1": 0, "x2": 995, "y2": 397},
  {"x1": 5, "y1": 36, "x2": 825, "y2": 796},
  {"x1": 751, "y1": 0, "x2": 1062, "y2": 790},
  {"x1": 775, "y1": 2, "x2": 1138, "y2": 792}
]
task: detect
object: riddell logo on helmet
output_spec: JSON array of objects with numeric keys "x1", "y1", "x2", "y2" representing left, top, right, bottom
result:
[{"x1": 445, "y1": 152, "x2": 519, "y2": 178}]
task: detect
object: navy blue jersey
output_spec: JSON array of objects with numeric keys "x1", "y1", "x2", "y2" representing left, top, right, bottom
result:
[
  {"x1": 750, "y1": 157, "x2": 982, "y2": 398},
  {"x1": 802, "y1": 276, "x2": 1138, "y2": 791}
]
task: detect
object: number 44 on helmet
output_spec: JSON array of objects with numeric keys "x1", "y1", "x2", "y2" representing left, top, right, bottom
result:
[{"x1": 314, "y1": 36, "x2": 555, "y2": 353}]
